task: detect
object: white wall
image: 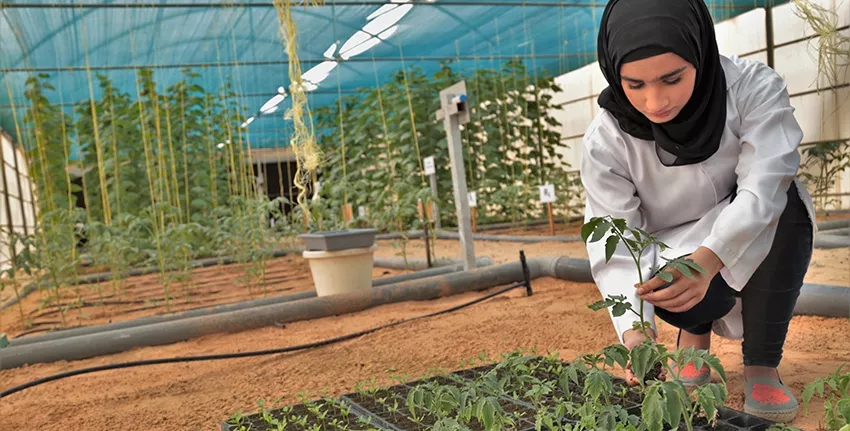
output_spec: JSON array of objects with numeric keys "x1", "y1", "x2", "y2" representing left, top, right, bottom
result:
[
  {"x1": 549, "y1": 3, "x2": 850, "y2": 210},
  {"x1": 0, "y1": 130, "x2": 37, "y2": 273}
]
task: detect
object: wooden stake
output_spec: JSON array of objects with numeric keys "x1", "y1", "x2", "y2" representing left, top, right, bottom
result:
[
  {"x1": 342, "y1": 203, "x2": 353, "y2": 224},
  {"x1": 547, "y1": 202, "x2": 555, "y2": 236},
  {"x1": 471, "y1": 207, "x2": 478, "y2": 232}
]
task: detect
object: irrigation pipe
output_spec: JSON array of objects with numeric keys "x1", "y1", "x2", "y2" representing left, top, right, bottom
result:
[
  {"x1": 817, "y1": 219, "x2": 850, "y2": 231},
  {"x1": 0, "y1": 277, "x2": 534, "y2": 399},
  {"x1": 814, "y1": 233, "x2": 850, "y2": 249},
  {"x1": 373, "y1": 256, "x2": 493, "y2": 270},
  {"x1": 8, "y1": 259, "x2": 490, "y2": 347},
  {"x1": 375, "y1": 229, "x2": 582, "y2": 243}
]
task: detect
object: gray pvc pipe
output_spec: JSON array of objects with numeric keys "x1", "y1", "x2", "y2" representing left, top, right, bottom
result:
[
  {"x1": 373, "y1": 256, "x2": 493, "y2": 270},
  {"x1": 815, "y1": 234, "x2": 850, "y2": 249},
  {"x1": 794, "y1": 283, "x2": 850, "y2": 318},
  {"x1": 436, "y1": 230, "x2": 582, "y2": 243},
  {"x1": 824, "y1": 228, "x2": 849, "y2": 236},
  {"x1": 7, "y1": 261, "x2": 480, "y2": 347},
  {"x1": 818, "y1": 219, "x2": 850, "y2": 231}
]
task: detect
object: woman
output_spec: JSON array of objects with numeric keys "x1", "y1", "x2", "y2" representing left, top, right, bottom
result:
[{"x1": 580, "y1": 0, "x2": 816, "y2": 423}]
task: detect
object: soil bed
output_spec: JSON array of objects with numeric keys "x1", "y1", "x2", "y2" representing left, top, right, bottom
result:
[
  {"x1": 0, "y1": 254, "x2": 407, "y2": 338},
  {"x1": 0, "y1": 238, "x2": 846, "y2": 430}
]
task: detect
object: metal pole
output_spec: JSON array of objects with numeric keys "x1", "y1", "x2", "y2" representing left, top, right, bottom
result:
[
  {"x1": 428, "y1": 173, "x2": 440, "y2": 229},
  {"x1": 437, "y1": 81, "x2": 475, "y2": 271}
]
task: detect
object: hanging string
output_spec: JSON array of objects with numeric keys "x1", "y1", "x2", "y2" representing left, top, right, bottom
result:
[
  {"x1": 331, "y1": 2, "x2": 349, "y2": 208},
  {"x1": 396, "y1": 38, "x2": 427, "y2": 188}
]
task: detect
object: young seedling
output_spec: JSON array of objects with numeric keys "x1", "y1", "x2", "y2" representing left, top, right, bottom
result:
[
  {"x1": 582, "y1": 215, "x2": 706, "y2": 383},
  {"x1": 802, "y1": 362, "x2": 850, "y2": 431}
]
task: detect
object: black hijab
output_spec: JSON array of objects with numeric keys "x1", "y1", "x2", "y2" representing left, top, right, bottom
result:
[{"x1": 596, "y1": 0, "x2": 727, "y2": 166}]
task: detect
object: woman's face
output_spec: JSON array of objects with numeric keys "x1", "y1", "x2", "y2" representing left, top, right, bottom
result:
[{"x1": 619, "y1": 52, "x2": 696, "y2": 123}]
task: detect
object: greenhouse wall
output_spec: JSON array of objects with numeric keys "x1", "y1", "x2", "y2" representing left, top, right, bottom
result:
[
  {"x1": 548, "y1": 1, "x2": 850, "y2": 211},
  {"x1": 0, "y1": 129, "x2": 38, "y2": 272}
]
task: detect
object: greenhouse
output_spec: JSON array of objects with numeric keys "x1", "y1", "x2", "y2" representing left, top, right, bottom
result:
[{"x1": 0, "y1": 0, "x2": 848, "y2": 430}]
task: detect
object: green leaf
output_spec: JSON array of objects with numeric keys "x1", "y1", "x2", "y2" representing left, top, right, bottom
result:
[
  {"x1": 642, "y1": 385, "x2": 664, "y2": 431},
  {"x1": 605, "y1": 235, "x2": 619, "y2": 262},
  {"x1": 480, "y1": 397, "x2": 497, "y2": 430},
  {"x1": 661, "y1": 381, "x2": 684, "y2": 427},
  {"x1": 683, "y1": 258, "x2": 706, "y2": 274},
  {"x1": 657, "y1": 271, "x2": 674, "y2": 283},
  {"x1": 588, "y1": 299, "x2": 615, "y2": 311},
  {"x1": 837, "y1": 398, "x2": 850, "y2": 422},
  {"x1": 584, "y1": 369, "x2": 612, "y2": 401},
  {"x1": 612, "y1": 302, "x2": 629, "y2": 317},
  {"x1": 602, "y1": 344, "x2": 629, "y2": 369},
  {"x1": 612, "y1": 218, "x2": 627, "y2": 234},
  {"x1": 590, "y1": 220, "x2": 611, "y2": 243},
  {"x1": 581, "y1": 219, "x2": 599, "y2": 243},
  {"x1": 630, "y1": 343, "x2": 654, "y2": 384}
]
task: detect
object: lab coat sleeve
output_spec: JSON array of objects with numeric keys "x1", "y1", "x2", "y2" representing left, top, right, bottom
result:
[
  {"x1": 700, "y1": 64, "x2": 804, "y2": 290},
  {"x1": 580, "y1": 119, "x2": 658, "y2": 344}
]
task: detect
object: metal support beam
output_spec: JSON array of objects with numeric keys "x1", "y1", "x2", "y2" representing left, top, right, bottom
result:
[
  {"x1": 435, "y1": 81, "x2": 475, "y2": 271},
  {"x1": 0, "y1": 53, "x2": 588, "y2": 74}
]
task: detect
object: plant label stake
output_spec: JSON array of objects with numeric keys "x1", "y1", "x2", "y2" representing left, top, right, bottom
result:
[
  {"x1": 423, "y1": 155, "x2": 441, "y2": 229},
  {"x1": 417, "y1": 199, "x2": 433, "y2": 268},
  {"x1": 435, "y1": 81, "x2": 475, "y2": 271},
  {"x1": 539, "y1": 184, "x2": 556, "y2": 236}
]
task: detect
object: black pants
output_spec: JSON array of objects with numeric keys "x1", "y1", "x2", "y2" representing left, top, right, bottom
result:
[{"x1": 654, "y1": 181, "x2": 813, "y2": 368}]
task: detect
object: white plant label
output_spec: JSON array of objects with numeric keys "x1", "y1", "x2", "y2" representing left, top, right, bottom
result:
[
  {"x1": 423, "y1": 156, "x2": 436, "y2": 176},
  {"x1": 539, "y1": 184, "x2": 556, "y2": 203},
  {"x1": 468, "y1": 191, "x2": 478, "y2": 208},
  {"x1": 358, "y1": 206, "x2": 367, "y2": 218}
]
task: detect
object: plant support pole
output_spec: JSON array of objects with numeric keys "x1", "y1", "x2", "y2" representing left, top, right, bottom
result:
[
  {"x1": 436, "y1": 81, "x2": 475, "y2": 271},
  {"x1": 429, "y1": 172, "x2": 441, "y2": 229}
]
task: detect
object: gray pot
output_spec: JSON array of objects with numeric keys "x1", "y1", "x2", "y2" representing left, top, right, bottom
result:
[{"x1": 298, "y1": 228, "x2": 378, "y2": 252}]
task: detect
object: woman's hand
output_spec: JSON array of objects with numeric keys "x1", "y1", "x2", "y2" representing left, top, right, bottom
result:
[
  {"x1": 635, "y1": 247, "x2": 724, "y2": 313},
  {"x1": 622, "y1": 328, "x2": 667, "y2": 386}
]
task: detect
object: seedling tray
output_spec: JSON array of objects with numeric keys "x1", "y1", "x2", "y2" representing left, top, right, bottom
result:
[
  {"x1": 220, "y1": 356, "x2": 779, "y2": 431},
  {"x1": 298, "y1": 229, "x2": 378, "y2": 252}
]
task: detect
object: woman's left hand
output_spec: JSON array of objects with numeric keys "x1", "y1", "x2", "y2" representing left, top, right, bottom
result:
[{"x1": 635, "y1": 247, "x2": 724, "y2": 313}]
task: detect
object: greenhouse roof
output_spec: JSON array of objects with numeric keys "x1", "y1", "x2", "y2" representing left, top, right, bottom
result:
[{"x1": 0, "y1": 0, "x2": 784, "y2": 152}]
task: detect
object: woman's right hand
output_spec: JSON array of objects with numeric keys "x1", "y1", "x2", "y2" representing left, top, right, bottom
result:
[{"x1": 622, "y1": 328, "x2": 666, "y2": 385}]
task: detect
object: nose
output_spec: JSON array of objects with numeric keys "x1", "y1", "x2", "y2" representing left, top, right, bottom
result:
[{"x1": 644, "y1": 86, "x2": 669, "y2": 114}]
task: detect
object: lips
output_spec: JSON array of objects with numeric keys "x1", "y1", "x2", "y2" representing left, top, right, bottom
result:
[{"x1": 649, "y1": 107, "x2": 674, "y2": 117}]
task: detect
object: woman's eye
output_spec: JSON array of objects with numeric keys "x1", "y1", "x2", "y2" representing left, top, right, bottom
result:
[
  {"x1": 627, "y1": 83, "x2": 644, "y2": 90},
  {"x1": 663, "y1": 77, "x2": 682, "y2": 86}
]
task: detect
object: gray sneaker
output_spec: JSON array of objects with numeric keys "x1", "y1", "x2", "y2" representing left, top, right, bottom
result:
[{"x1": 744, "y1": 376, "x2": 799, "y2": 423}]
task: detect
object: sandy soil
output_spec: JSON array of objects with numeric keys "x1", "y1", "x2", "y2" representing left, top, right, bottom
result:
[
  {"x1": 0, "y1": 232, "x2": 847, "y2": 430},
  {"x1": 0, "y1": 255, "x2": 407, "y2": 338}
]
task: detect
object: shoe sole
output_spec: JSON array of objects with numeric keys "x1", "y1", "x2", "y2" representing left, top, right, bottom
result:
[{"x1": 743, "y1": 406, "x2": 798, "y2": 424}]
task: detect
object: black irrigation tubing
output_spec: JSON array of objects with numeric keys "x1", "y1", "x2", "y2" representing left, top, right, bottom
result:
[{"x1": 0, "y1": 279, "x2": 532, "y2": 400}]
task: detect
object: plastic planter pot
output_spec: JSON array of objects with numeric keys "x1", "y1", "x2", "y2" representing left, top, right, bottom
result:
[
  {"x1": 298, "y1": 228, "x2": 378, "y2": 252},
  {"x1": 303, "y1": 244, "x2": 378, "y2": 297}
]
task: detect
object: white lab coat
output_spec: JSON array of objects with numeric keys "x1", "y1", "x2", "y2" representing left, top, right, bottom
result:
[{"x1": 580, "y1": 54, "x2": 818, "y2": 344}]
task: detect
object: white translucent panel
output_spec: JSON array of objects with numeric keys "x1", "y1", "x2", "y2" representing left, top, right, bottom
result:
[
  {"x1": 339, "y1": 31, "x2": 371, "y2": 55},
  {"x1": 560, "y1": 99, "x2": 595, "y2": 138},
  {"x1": 14, "y1": 148, "x2": 28, "y2": 178},
  {"x1": 340, "y1": 37, "x2": 382, "y2": 60},
  {"x1": 840, "y1": 0, "x2": 850, "y2": 27},
  {"x1": 302, "y1": 61, "x2": 338, "y2": 84},
  {"x1": 367, "y1": 4, "x2": 397, "y2": 21},
  {"x1": 323, "y1": 43, "x2": 338, "y2": 59},
  {"x1": 740, "y1": 50, "x2": 768, "y2": 65},
  {"x1": 378, "y1": 25, "x2": 398, "y2": 40},
  {"x1": 556, "y1": 136, "x2": 584, "y2": 171},
  {"x1": 553, "y1": 63, "x2": 594, "y2": 104},
  {"x1": 1, "y1": 138, "x2": 14, "y2": 168},
  {"x1": 10, "y1": 197, "x2": 22, "y2": 229},
  {"x1": 362, "y1": 4, "x2": 411, "y2": 36},
  {"x1": 23, "y1": 200, "x2": 34, "y2": 229},
  {"x1": 772, "y1": 0, "x2": 833, "y2": 45},
  {"x1": 260, "y1": 94, "x2": 286, "y2": 113},
  {"x1": 789, "y1": 89, "x2": 845, "y2": 142},
  {"x1": 715, "y1": 8, "x2": 766, "y2": 57},
  {"x1": 838, "y1": 87, "x2": 850, "y2": 139},
  {"x1": 775, "y1": 30, "x2": 850, "y2": 95},
  {"x1": 0, "y1": 194, "x2": 7, "y2": 227},
  {"x1": 20, "y1": 176, "x2": 32, "y2": 203},
  {"x1": 4, "y1": 166, "x2": 17, "y2": 198},
  {"x1": 589, "y1": 62, "x2": 609, "y2": 96}
]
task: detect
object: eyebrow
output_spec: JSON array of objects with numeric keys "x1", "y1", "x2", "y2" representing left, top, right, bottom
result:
[{"x1": 621, "y1": 66, "x2": 688, "y2": 83}]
